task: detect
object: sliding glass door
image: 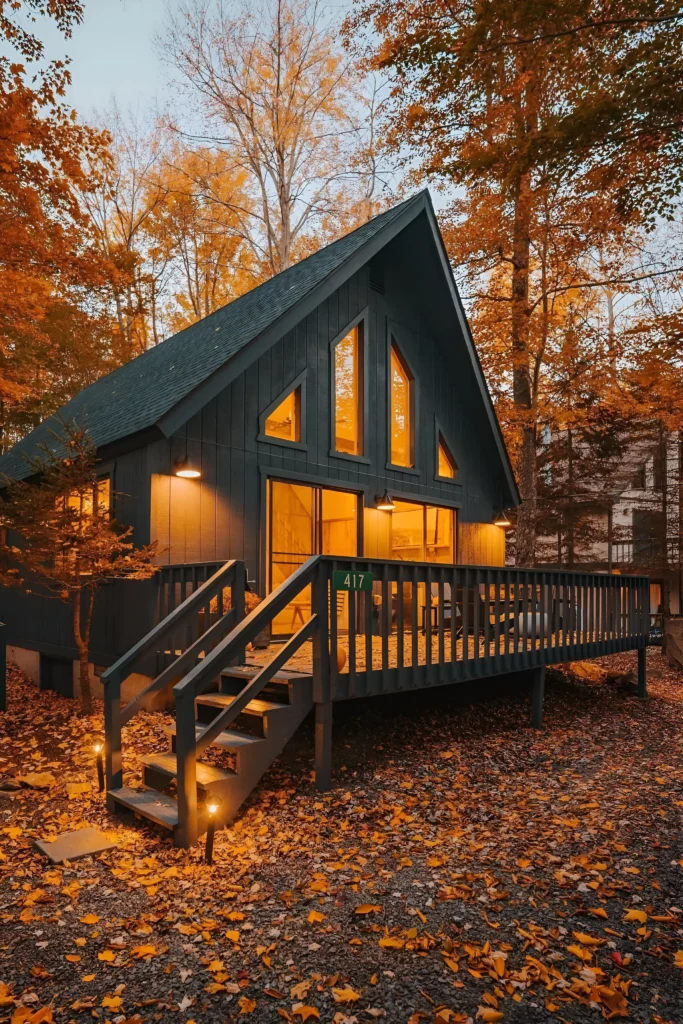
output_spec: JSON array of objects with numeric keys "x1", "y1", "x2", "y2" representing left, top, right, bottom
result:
[{"x1": 268, "y1": 480, "x2": 359, "y2": 634}]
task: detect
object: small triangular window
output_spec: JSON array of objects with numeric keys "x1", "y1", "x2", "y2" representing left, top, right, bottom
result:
[
  {"x1": 437, "y1": 434, "x2": 457, "y2": 479},
  {"x1": 265, "y1": 386, "x2": 300, "y2": 442}
]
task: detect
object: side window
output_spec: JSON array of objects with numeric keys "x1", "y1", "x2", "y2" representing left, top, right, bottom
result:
[
  {"x1": 390, "y1": 340, "x2": 414, "y2": 467},
  {"x1": 333, "y1": 323, "x2": 363, "y2": 456}
]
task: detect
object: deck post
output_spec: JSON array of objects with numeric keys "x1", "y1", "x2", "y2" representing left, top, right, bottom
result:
[
  {"x1": 233, "y1": 561, "x2": 246, "y2": 666},
  {"x1": 312, "y1": 560, "x2": 332, "y2": 791},
  {"x1": 637, "y1": 645, "x2": 647, "y2": 699},
  {"x1": 174, "y1": 688, "x2": 198, "y2": 847},
  {"x1": 315, "y1": 701, "x2": 333, "y2": 791},
  {"x1": 531, "y1": 665, "x2": 545, "y2": 729},
  {"x1": 104, "y1": 673, "x2": 123, "y2": 808}
]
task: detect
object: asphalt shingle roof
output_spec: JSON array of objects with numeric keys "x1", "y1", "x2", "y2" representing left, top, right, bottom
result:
[{"x1": 0, "y1": 194, "x2": 422, "y2": 480}]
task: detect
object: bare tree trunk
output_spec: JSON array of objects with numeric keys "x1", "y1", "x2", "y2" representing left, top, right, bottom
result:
[
  {"x1": 511, "y1": 166, "x2": 536, "y2": 566},
  {"x1": 72, "y1": 589, "x2": 92, "y2": 714}
]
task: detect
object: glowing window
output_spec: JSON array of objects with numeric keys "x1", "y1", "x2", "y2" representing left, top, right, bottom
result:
[
  {"x1": 65, "y1": 477, "x2": 111, "y2": 519},
  {"x1": 265, "y1": 387, "x2": 300, "y2": 442},
  {"x1": 390, "y1": 500, "x2": 455, "y2": 563},
  {"x1": 390, "y1": 342, "x2": 413, "y2": 467},
  {"x1": 334, "y1": 324, "x2": 363, "y2": 455},
  {"x1": 437, "y1": 434, "x2": 456, "y2": 479}
]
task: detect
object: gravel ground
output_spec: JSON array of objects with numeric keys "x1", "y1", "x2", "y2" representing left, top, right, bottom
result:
[{"x1": 0, "y1": 648, "x2": 682, "y2": 1024}]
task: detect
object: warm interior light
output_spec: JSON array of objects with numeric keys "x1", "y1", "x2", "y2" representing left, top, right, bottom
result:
[
  {"x1": 174, "y1": 457, "x2": 201, "y2": 479},
  {"x1": 375, "y1": 490, "x2": 395, "y2": 512},
  {"x1": 207, "y1": 803, "x2": 218, "y2": 816},
  {"x1": 494, "y1": 509, "x2": 511, "y2": 527}
]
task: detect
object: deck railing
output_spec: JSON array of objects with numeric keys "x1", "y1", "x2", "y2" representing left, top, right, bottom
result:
[
  {"x1": 102, "y1": 556, "x2": 649, "y2": 846},
  {"x1": 315, "y1": 558, "x2": 650, "y2": 701}
]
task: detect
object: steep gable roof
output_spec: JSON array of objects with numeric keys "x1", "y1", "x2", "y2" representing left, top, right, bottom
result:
[
  {"x1": 0, "y1": 195, "x2": 419, "y2": 480},
  {"x1": 0, "y1": 191, "x2": 519, "y2": 505}
]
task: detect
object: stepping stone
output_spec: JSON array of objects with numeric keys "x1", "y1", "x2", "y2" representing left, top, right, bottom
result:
[{"x1": 34, "y1": 827, "x2": 118, "y2": 864}]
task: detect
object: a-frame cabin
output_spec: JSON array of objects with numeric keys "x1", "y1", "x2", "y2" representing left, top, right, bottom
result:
[{"x1": 0, "y1": 191, "x2": 649, "y2": 845}]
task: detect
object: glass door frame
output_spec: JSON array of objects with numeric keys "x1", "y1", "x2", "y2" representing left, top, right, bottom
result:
[{"x1": 266, "y1": 477, "x2": 363, "y2": 596}]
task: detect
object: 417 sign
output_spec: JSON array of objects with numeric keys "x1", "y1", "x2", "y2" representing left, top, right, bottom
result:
[{"x1": 332, "y1": 570, "x2": 374, "y2": 592}]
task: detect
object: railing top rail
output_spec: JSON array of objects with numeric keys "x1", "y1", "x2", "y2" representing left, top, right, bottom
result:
[
  {"x1": 157, "y1": 561, "x2": 224, "y2": 571},
  {"x1": 174, "y1": 555, "x2": 321, "y2": 697},
  {"x1": 314, "y1": 555, "x2": 649, "y2": 584},
  {"x1": 101, "y1": 558, "x2": 239, "y2": 686}
]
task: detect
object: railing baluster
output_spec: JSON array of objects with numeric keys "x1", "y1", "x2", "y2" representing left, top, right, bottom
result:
[
  {"x1": 348, "y1": 583, "x2": 357, "y2": 697},
  {"x1": 493, "y1": 568, "x2": 501, "y2": 673},
  {"x1": 365, "y1": 579, "x2": 373, "y2": 689},
  {"x1": 396, "y1": 566, "x2": 405, "y2": 686},
  {"x1": 461, "y1": 567, "x2": 469, "y2": 666},
  {"x1": 381, "y1": 564, "x2": 390, "y2": 692},
  {"x1": 428, "y1": 565, "x2": 432, "y2": 675},
  {"x1": 473, "y1": 570, "x2": 480, "y2": 669},
  {"x1": 451, "y1": 566, "x2": 459, "y2": 675},
  {"x1": 438, "y1": 568, "x2": 445, "y2": 670},
  {"x1": 330, "y1": 559, "x2": 339, "y2": 699},
  {"x1": 411, "y1": 566, "x2": 418, "y2": 675}
]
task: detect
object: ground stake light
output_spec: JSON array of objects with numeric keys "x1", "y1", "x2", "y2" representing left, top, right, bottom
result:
[
  {"x1": 93, "y1": 743, "x2": 104, "y2": 792},
  {"x1": 205, "y1": 802, "x2": 219, "y2": 865}
]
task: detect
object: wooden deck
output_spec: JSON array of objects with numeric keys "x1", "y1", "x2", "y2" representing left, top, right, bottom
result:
[{"x1": 104, "y1": 556, "x2": 650, "y2": 846}]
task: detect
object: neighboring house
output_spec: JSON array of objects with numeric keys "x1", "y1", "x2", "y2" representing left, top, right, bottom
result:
[
  {"x1": 0, "y1": 191, "x2": 517, "y2": 697},
  {"x1": 536, "y1": 432, "x2": 682, "y2": 625}
]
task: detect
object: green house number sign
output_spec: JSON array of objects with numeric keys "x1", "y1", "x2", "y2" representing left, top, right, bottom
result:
[{"x1": 332, "y1": 570, "x2": 374, "y2": 592}]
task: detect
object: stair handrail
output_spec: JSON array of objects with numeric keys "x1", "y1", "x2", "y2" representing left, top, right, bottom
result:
[
  {"x1": 102, "y1": 559, "x2": 243, "y2": 690},
  {"x1": 173, "y1": 555, "x2": 327, "y2": 846},
  {"x1": 174, "y1": 555, "x2": 321, "y2": 699},
  {"x1": 103, "y1": 558, "x2": 246, "y2": 797}
]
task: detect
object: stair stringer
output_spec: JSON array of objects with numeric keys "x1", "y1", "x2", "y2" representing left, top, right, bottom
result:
[{"x1": 205, "y1": 679, "x2": 313, "y2": 828}]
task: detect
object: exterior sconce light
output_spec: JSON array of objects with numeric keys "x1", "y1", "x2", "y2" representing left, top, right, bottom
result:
[
  {"x1": 174, "y1": 456, "x2": 201, "y2": 479},
  {"x1": 375, "y1": 491, "x2": 395, "y2": 512},
  {"x1": 93, "y1": 742, "x2": 104, "y2": 792},
  {"x1": 494, "y1": 509, "x2": 511, "y2": 527}
]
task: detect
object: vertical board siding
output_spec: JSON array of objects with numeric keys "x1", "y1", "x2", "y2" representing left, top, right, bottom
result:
[
  {"x1": 149, "y1": 245, "x2": 508, "y2": 588},
  {"x1": 459, "y1": 523, "x2": 506, "y2": 567}
]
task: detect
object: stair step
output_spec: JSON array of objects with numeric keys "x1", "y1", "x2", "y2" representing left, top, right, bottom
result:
[
  {"x1": 196, "y1": 693, "x2": 287, "y2": 715},
  {"x1": 142, "y1": 753, "x2": 235, "y2": 789},
  {"x1": 164, "y1": 722, "x2": 265, "y2": 751},
  {"x1": 222, "y1": 665, "x2": 312, "y2": 682},
  {"x1": 109, "y1": 786, "x2": 179, "y2": 830}
]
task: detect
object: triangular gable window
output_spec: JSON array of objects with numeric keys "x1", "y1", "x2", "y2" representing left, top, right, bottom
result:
[
  {"x1": 265, "y1": 386, "x2": 301, "y2": 442},
  {"x1": 437, "y1": 433, "x2": 457, "y2": 479}
]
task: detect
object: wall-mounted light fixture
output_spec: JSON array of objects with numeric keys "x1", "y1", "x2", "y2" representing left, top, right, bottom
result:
[
  {"x1": 174, "y1": 456, "x2": 201, "y2": 479},
  {"x1": 494, "y1": 509, "x2": 511, "y2": 527},
  {"x1": 375, "y1": 490, "x2": 395, "y2": 512}
]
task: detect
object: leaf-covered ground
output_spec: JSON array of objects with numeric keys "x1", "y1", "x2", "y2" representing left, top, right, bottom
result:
[{"x1": 1, "y1": 648, "x2": 682, "y2": 1024}]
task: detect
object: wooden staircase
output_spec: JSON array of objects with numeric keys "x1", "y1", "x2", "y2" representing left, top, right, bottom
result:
[
  {"x1": 103, "y1": 557, "x2": 325, "y2": 847},
  {"x1": 108, "y1": 665, "x2": 312, "y2": 838}
]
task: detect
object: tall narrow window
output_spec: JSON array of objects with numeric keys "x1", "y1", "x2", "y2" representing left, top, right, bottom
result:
[
  {"x1": 334, "y1": 324, "x2": 362, "y2": 455},
  {"x1": 265, "y1": 387, "x2": 300, "y2": 442},
  {"x1": 390, "y1": 341, "x2": 414, "y2": 467},
  {"x1": 437, "y1": 433, "x2": 456, "y2": 479}
]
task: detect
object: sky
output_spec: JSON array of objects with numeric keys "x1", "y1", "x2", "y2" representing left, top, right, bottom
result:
[{"x1": 37, "y1": 0, "x2": 170, "y2": 120}]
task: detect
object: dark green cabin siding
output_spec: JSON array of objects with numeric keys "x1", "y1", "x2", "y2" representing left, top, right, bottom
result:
[{"x1": 151, "y1": 221, "x2": 508, "y2": 591}]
